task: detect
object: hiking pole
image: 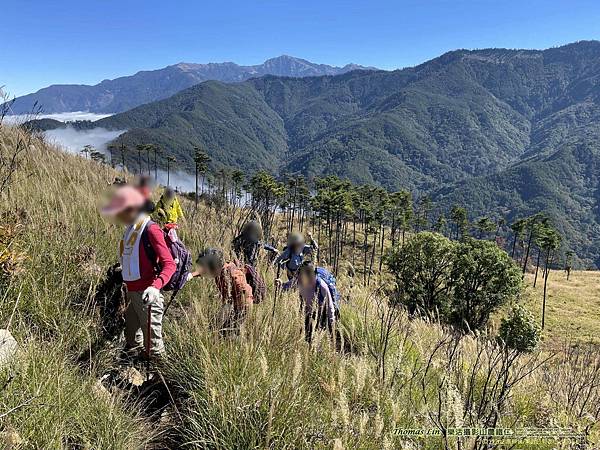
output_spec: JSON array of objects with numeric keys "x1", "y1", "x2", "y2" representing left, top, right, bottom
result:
[
  {"x1": 162, "y1": 290, "x2": 180, "y2": 317},
  {"x1": 272, "y1": 263, "x2": 283, "y2": 320},
  {"x1": 271, "y1": 258, "x2": 291, "y2": 320},
  {"x1": 146, "y1": 303, "x2": 152, "y2": 382}
]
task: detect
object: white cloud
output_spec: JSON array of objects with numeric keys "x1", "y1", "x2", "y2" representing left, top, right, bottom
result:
[
  {"x1": 38, "y1": 124, "x2": 201, "y2": 193},
  {"x1": 4, "y1": 111, "x2": 112, "y2": 125},
  {"x1": 43, "y1": 126, "x2": 126, "y2": 155}
]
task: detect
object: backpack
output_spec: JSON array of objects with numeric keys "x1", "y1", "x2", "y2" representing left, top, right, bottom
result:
[
  {"x1": 243, "y1": 263, "x2": 266, "y2": 304},
  {"x1": 315, "y1": 266, "x2": 341, "y2": 313},
  {"x1": 141, "y1": 221, "x2": 192, "y2": 293}
]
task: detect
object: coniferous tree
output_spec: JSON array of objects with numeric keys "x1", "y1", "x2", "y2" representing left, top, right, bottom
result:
[
  {"x1": 151, "y1": 144, "x2": 161, "y2": 181},
  {"x1": 166, "y1": 155, "x2": 176, "y2": 186},
  {"x1": 521, "y1": 214, "x2": 545, "y2": 278},
  {"x1": 510, "y1": 218, "x2": 527, "y2": 259},
  {"x1": 118, "y1": 143, "x2": 128, "y2": 170},
  {"x1": 538, "y1": 225, "x2": 562, "y2": 329},
  {"x1": 80, "y1": 144, "x2": 93, "y2": 159},
  {"x1": 90, "y1": 150, "x2": 106, "y2": 164},
  {"x1": 107, "y1": 144, "x2": 116, "y2": 168},
  {"x1": 565, "y1": 250, "x2": 574, "y2": 280},
  {"x1": 193, "y1": 147, "x2": 211, "y2": 206},
  {"x1": 433, "y1": 214, "x2": 447, "y2": 236},
  {"x1": 230, "y1": 169, "x2": 245, "y2": 207},
  {"x1": 450, "y1": 205, "x2": 468, "y2": 240},
  {"x1": 474, "y1": 216, "x2": 496, "y2": 240}
]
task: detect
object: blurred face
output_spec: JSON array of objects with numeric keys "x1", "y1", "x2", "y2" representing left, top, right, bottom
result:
[
  {"x1": 195, "y1": 265, "x2": 208, "y2": 277},
  {"x1": 196, "y1": 262, "x2": 220, "y2": 278},
  {"x1": 115, "y1": 207, "x2": 140, "y2": 225}
]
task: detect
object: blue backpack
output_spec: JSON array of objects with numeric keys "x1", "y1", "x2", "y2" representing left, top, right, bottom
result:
[{"x1": 315, "y1": 267, "x2": 341, "y2": 313}]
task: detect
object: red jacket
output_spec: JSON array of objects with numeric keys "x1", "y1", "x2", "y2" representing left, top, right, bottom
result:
[{"x1": 124, "y1": 223, "x2": 176, "y2": 292}]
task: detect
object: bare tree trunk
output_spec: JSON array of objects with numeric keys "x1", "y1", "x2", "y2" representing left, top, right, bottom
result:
[
  {"x1": 522, "y1": 230, "x2": 534, "y2": 278},
  {"x1": 511, "y1": 234, "x2": 518, "y2": 259},
  {"x1": 352, "y1": 217, "x2": 356, "y2": 268},
  {"x1": 195, "y1": 165, "x2": 199, "y2": 208},
  {"x1": 542, "y1": 249, "x2": 551, "y2": 330},
  {"x1": 378, "y1": 223, "x2": 385, "y2": 274},
  {"x1": 368, "y1": 226, "x2": 378, "y2": 286},
  {"x1": 533, "y1": 248, "x2": 542, "y2": 287},
  {"x1": 363, "y1": 223, "x2": 369, "y2": 285}
]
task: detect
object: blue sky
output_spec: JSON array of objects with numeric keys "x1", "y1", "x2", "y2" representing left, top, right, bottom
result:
[{"x1": 2, "y1": 0, "x2": 600, "y2": 96}]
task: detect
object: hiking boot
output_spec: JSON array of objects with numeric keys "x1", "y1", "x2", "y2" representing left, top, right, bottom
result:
[{"x1": 118, "y1": 345, "x2": 142, "y2": 365}]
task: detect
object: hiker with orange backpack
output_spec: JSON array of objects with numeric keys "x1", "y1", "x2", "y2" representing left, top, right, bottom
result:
[
  {"x1": 102, "y1": 185, "x2": 176, "y2": 359},
  {"x1": 191, "y1": 248, "x2": 254, "y2": 335}
]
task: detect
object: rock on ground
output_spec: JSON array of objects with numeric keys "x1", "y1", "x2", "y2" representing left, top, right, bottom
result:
[{"x1": 0, "y1": 329, "x2": 17, "y2": 366}]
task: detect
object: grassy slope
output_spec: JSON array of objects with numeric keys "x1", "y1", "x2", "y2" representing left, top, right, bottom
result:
[
  {"x1": 524, "y1": 271, "x2": 600, "y2": 346},
  {"x1": 1, "y1": 125, "x2": 599, "y2": 448},
  {"x1": 0, "y1": 125, "x2": 151, "y2": 447}
]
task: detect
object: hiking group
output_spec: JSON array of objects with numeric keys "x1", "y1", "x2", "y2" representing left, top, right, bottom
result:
[{"x1": 101, "y1": 180, "x2": 340, "y2": 364}]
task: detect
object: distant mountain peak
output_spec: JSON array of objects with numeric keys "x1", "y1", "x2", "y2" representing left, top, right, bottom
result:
[{"x1": 8, "y1": 56, "x2": 377, "y2": 114}]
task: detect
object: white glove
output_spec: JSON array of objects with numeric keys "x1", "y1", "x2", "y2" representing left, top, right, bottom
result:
[{"x1": 142, "y1": 286, "x2": 161, "y2": 306}]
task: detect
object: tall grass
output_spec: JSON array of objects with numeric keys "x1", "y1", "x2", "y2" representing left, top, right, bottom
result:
[
  {"x1": 1, "y1": 126, "x2": 152, "y2": 448},
  {"x1": 0, "y1": 124, "x2": 598, "y2": 449}
]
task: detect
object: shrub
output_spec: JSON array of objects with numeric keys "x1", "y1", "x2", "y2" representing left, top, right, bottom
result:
[
  {"x1": 450, "y1": 238, "x2": 522, "y2": 332},
  {"x1": 498, "y1": 304, "x2": 541, "y2": 353},
  {"x1": 386, "y1": 233, "x2": 522, "y2": 332},
  {"x1": 385, "y1": 232, "x2": 455, "y2": 317}
]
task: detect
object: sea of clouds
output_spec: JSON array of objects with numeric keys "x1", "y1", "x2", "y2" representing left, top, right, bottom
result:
[{"x1": 5, "y1": 111, "x2": 206, "y2": 193}]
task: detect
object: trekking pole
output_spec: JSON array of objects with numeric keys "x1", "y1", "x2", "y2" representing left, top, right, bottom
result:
[
  {"x1": 162, "y1": 290, "x2": 179, "y2": 317},
  {"x1": 146, "y1": 303, "x2": 152, "y2": 382},
  {"x1": 272, "y1": 263, "x2": 283, "y2": 320}
]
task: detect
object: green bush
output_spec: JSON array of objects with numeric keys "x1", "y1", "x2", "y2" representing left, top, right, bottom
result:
[
  {"x1": 498, "y1": 305, "x2": 541, "y2": 353},
  {"x1": 384, "y1": 232, "x2": 455, "y2": 317},
  {"x1": 450, "y1": 237, "x2": 522, "y2": 331},
  {"x1": 386, "y1": 232, "x2": 522, "y2": 332}
]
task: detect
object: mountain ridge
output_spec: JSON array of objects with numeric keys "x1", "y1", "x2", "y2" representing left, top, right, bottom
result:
[
  {"x1": 6, "y1": 55, "x2": 376, "y2": 115},
  {"x1": 87, "y1": 40, "x2": 600, "y2": 265}
]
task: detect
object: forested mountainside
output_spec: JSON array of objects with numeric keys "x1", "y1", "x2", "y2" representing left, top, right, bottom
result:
[
  {"x1": 6, "y1": 56, "x2": 374, "y2": 114},
  {"x1": 97, "y1": 41, "x2": 600, "y2": 186},
  {"x1": 31, "y1": 40, "x2": 600, "y2": 265}
]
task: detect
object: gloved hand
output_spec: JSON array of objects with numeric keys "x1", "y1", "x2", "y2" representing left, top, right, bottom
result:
[{"x1": 143, "y1": 286, "x2": 161, "y2": 306}]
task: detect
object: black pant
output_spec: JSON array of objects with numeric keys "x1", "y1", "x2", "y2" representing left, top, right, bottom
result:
[{"x1": 304, "y1": 306, "x2": 332, "y2": 343}]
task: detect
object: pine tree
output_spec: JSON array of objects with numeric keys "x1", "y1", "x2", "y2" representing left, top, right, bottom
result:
[
  {"x1": 193, "y1": 146, "x2": 211, "y2": 207},
  {"x1": 510, "y1": 218, "x2": 526, "y2": 259},
  {"x1": 166, "y1": 155, "x2": 176, "y2": 186},
  {"x1": 538, "y1": 225, "x2": 562, "y2": 329},
  {"x1": 450, "y1": 205, "x2": 468, "y2": 240}
]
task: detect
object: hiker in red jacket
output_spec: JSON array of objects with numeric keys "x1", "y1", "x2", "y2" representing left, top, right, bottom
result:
[{"x1": 102, "y1": 185, "x2": 176, "y2": 358}]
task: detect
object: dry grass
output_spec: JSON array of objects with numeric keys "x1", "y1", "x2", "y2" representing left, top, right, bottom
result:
[{"x1": 524, "y1": 270, "x2": 600, "y2": 346}]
